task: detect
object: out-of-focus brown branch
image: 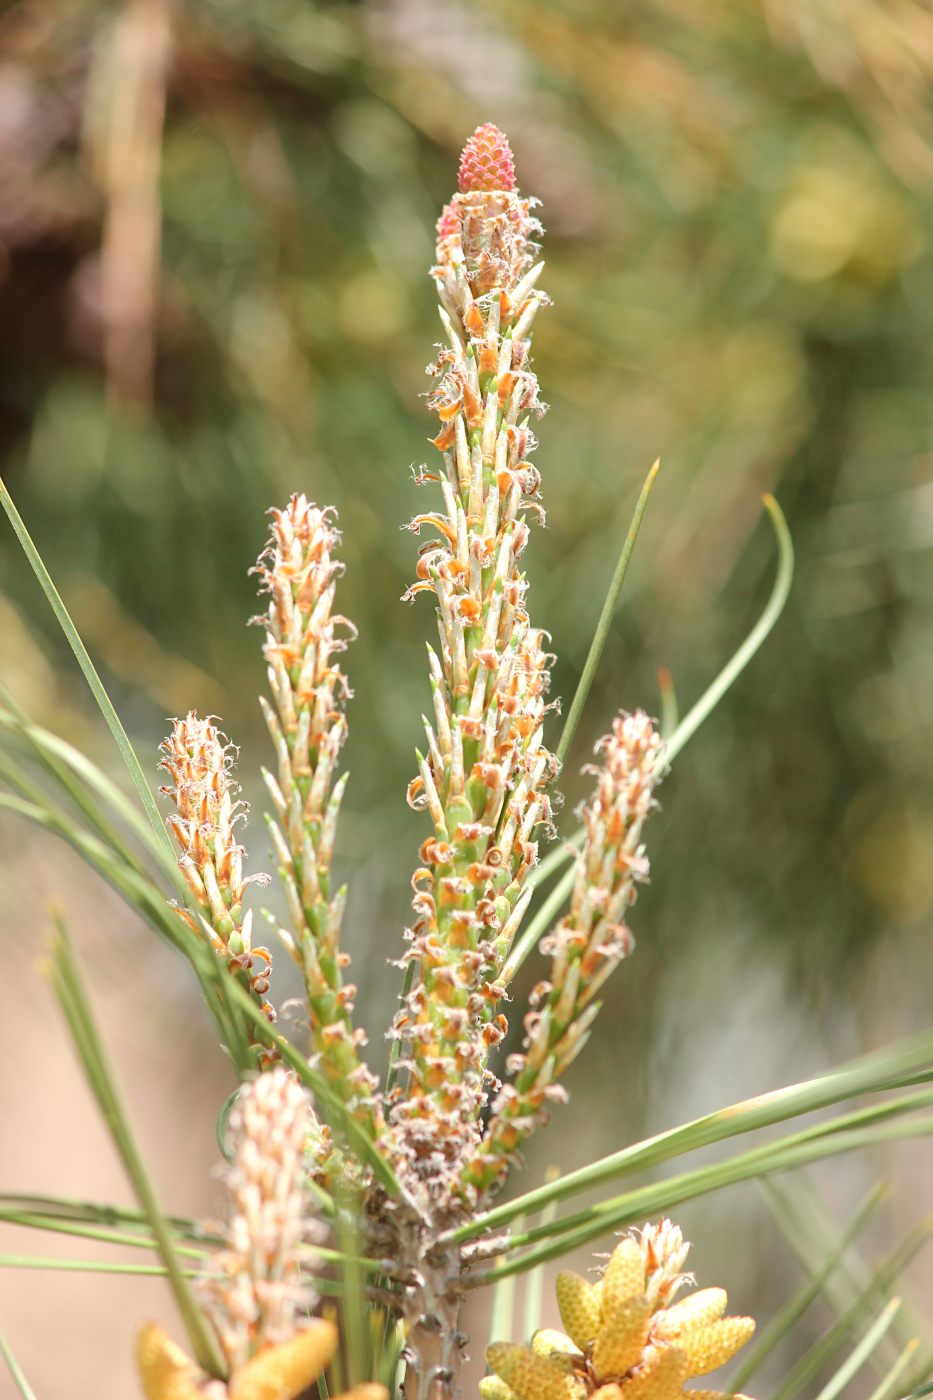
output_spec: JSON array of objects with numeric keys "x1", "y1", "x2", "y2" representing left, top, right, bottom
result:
[{"x1": 97, "y1": 0, "x2": 171, "y2": 415}]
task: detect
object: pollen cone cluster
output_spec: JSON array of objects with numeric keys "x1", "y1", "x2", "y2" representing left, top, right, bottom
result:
[
  {"x1": 137, "y1": 1320, "x2": 340, "y2": 1400},
  {"x1": 252, "y1": 494, "x2": 381, "y2": 1136},
  {"x1": 481, "y1": 1222, "x2": 755, "y2": 1400},
  {"x1": 138, "y1": 1326, "x2": 389, "y2": 1400},
  {"x1": 160, "y1": 711, "x2": 274, "y2": 1031},
  {"x1": 471, "y1": 711, "x2": 665, "y2": 1193},
  {"x1": 387, "y1": 123, "x2": 557, "y2": 1199}
]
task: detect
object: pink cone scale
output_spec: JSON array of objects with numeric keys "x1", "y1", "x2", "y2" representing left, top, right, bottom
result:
[{"x1": 458, "y1": 124, "x2": 517, "y2": 193}]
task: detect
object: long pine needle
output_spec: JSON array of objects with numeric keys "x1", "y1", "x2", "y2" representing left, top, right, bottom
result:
[
  {"x1": 732, "y1": 1178, "x2": 892, "y2": 1389},
  {"x1": 43, "y1": 914, "x2": 227, "y2": 1380},
  {"x1": 0, "y1": 1329, "x2": 38, "y2": 1400},
  {"x1": 442, "y1": 1027, "x2": 933, "y2": 1243},
  {"x1": 865, "y1": 1339, "x2": 920, "y2": 1400},
  {"x1": 500, "y1": 494, "x2": 794, "y2": 988},
  {"x1": 0, "y1": 473, "x2": 174, "y2": 862},
  {"x1": 555, "y1": 460, "x2": 659, "y2": 769},
  {"x1": 813, "y1": 1299, "x2": 902, "y2": 1400}
]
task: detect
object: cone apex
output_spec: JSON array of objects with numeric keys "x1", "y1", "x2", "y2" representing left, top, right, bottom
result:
[{"x1": 459, "y1": 123, "x2": 516, "y2": 192}]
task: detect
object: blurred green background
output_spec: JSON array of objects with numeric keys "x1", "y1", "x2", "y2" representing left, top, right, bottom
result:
[{"x1": 4, "y1": 0, "x2": 933, "y2": 1396}]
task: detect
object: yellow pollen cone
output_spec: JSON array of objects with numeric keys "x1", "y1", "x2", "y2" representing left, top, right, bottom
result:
[
  {"x1": 601, "y1": 1240, "x2": 646, "y2": 1318},
  {"x1": 531, "y1": 1330, "x2": 583, "y2": 1369},
  {"x1": 652, "y1": 1290, "x2": 728, "y2": 1341},
  {"x1": 681, "y1": 1391, "x2": 755, "y2": 1400},
  {"x1": 136, "y1": 1323, "x2": 207, "y2": 1400},
  {"x1": 677, "y1": 1318, "x2": 755, "y2": 1378},
  {"x1": 229, "y1": 1320, "x2": 340, "y2": 1400},
  {"x1": 481, "y1": 1376, "x2": 520, "y2": 1400},
  {"x1": 592, "y1": 1296, "x2": 651, "y2": 1382},
  {"x1": 618, "y1": 1346, "x2": 689, "y2": 1400},
  {"x1": 487, "y1": 1342, "x2": 588, "y2": 1400},
  {"x1": 556, "y1": 1272, "x2": 602, "y2": 1350}
]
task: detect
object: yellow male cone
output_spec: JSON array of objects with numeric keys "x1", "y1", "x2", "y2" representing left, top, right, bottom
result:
[
  {"x1": 137, "y1": 1319, "x2": 340, "y2": 1400},
  {"x1": 137, "y1": 1325, "x2": 203, "y2": 1400},
  {"x1": 651, "y1": 1289, "x2": 727, "y2": 1342},
  {"x1": 556, "y1": 1272, "x2": 603, "y2": 1350},
  {"x1": 676, "y1": 1316, "x2": 755, "y2": 1377},
  {"x1": 229, "y1": 1322, "x2": 339, "y2": 1400},
  {"x1": 618, "y1": 1346, "x2": 688, "y2": 1400},
  {"x1": 531, "y1": 1331, "x2": 583, "y2": 1369},
  {"x1": 480, "y1": 1376, "x2": 519, "y2": 1400},
  {"x1": 487, "y1": 1342, "x2": 587, "y2": 1400},
  {"x1": 591, "y1": 1297, "x2": 650, "y2": 1381},
  {"x1": 600, "y1": 1240, "x2": 645, "y2": 1319}
]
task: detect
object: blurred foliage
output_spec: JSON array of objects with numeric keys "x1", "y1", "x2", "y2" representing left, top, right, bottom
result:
[{"x1": 4, "y1": 0, "x2": 933, "y2": 1151}]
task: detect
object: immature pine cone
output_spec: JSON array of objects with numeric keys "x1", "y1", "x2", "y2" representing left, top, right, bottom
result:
[{"x1": 459, "y1": 122, "x2": 517, "y2": 192}]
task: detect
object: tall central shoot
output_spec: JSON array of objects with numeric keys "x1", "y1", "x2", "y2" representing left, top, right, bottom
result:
[{"x1": 388, "y1": 126, "x2": 557, "y2": 1207}]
